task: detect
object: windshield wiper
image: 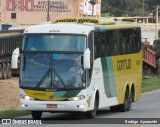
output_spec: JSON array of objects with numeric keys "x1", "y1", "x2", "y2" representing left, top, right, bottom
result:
[
  {"x1": 35, "y1": 68, "x2": 50, "y2": 88},
  {"x1": 36, "y1": 69, "x2": 66, "y2": 89},
  {"x1": 36, "y1": 54, "x2": 66, "y2": 89},
  {"x1": 52, "y1": 68, "x2": 66, "y2": 87}
]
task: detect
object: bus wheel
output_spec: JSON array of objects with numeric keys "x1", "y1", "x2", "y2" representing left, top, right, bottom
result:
[
  {"x1": 31, "y1": 111, "x2": 42, "y2": 119},
  {"x1": 6, "y1": 63, "x2": 11, "y2": 79},
  {"x1": 119, "y1": 89, "x2": 129, "y2": 112},
  {"x1": 0, "y1": 65, "x2": 2, "y2": 79},
  {"x1": 2, "y1": 64, "x2": 7, "y2": 80},
  {"x1": 127, "y1": 90, "x2": 133, "y2": 111},
  {"x1": 86, "y1": 96, "x2": 98, "y2": 118}
]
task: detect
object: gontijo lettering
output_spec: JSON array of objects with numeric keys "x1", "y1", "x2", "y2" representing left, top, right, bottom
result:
[
  {"x1": 34, "y1": 93, "x2": 46, "y2": 96},
  {"x1": 117, "y1": 59, "x2": 131, "y2": 71}
]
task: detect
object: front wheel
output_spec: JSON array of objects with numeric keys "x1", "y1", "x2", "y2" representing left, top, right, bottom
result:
[
  {"x1": 31, "y1": 111, "x2": 42, "y2": 119},
  {"x1": 86, "y1": 97, "x2": 98, "y2": 118}
]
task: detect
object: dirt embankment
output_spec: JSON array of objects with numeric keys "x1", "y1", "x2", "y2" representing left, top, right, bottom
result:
[{"x1": 0, "y1": 77, "x2": 20, "y2": 111}]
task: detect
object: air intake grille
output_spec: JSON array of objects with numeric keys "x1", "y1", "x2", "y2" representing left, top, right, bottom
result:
[{"x1": 54, "y1": 17, "x2": 116, "y2": 25}]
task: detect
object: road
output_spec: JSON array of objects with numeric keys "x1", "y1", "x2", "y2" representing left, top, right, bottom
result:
[
  {"x1": 0, "y1": 90, "x2": 160, "y2": 127},
  {"x1": 1, "y1": 90, "x2": 160, "y2": 127}
]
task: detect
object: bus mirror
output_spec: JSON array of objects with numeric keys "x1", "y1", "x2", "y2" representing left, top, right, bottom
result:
[
  {"x1": 19, "y1": 46, "x2": 22, "y2": 53},
  {"x1": 11, "y1": 48, "x2": 19, "y2": 69},
  {"x1": 83, "y1": 48, "x2": 90, "y2": 69}
]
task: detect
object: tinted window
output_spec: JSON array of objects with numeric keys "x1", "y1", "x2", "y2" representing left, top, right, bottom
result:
[
  {"x1": 93, "y1": 28, "x2": 141, "y2": 59},
  {"x1": 23, "y1": 34, "x2": 86, "y2": 52}
]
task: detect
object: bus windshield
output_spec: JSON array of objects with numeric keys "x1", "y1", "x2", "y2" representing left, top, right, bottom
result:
[
  {"x1": 20, "y1": 53, "x2": 85, "y2": 90},
  {"x1": 23, "y1": 34, "x2": 86, "y2": 51}
]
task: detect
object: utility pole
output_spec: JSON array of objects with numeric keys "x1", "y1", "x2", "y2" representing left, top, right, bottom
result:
[
  {"x1": 16, "y1": 0, "x2": 19, "y2": 26},
  {"x1": 155, "y1": 5, "x2": 159, "y2": 39},
  {"x1": 89, "y1": 0, "x2": 96, "y2": 16},
  {"x1": 47, "y1": 0, "x2": 50, "y2": 22},
  {"x1": 142, "y1": 0, "x2": 144, "y2": 17}
]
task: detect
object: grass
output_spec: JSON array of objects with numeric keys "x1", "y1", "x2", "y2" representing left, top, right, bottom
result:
[
  {"x1": 142, "y1": 74, "x2": 160, "y2": 93},
  {"x1": 0, "y1": 109, "x2": 31, "y2": 118},
  {"x1": 0, "y1": 74, "x2": 159, "y2": 118}
]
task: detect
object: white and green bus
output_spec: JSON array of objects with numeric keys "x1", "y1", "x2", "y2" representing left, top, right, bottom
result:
[{"x1": 14, "y1": 17, "x2": 142, "y2": 119}]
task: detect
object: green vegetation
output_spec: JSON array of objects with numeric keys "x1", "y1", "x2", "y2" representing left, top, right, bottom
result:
[
  {"x1": 142, "y1": 74, "x2": 160, "y2": 93},
  {"x1": 0, "y1": 110, "x2": 30, "y2": 118},
  {"x1": 101, "y1": 0, "x2": 160, "y2": 17}
]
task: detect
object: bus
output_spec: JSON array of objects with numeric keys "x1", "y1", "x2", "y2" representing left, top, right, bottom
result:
[{"x1": 13, "y1": 17, "x2": 142, "y2": 119}]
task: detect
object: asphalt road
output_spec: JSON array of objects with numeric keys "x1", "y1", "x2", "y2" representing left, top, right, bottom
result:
[{"x1": 1, "y1": 90, "x2": 160, "y2": 127}]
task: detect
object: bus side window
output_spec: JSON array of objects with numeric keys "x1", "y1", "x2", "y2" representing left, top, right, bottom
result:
[
  {"x1": 118, "y1": 30, "x2": 126, "y2": 55},
  {"x1": 94, "y1": 32, "x2": 107, "y2": 58},
  {"x1": 134, "y1": 28, "x2": 141, "y2": 53},
  {"x1": 94, "y1": 32, "x2": 100, "y2": 59},
  {"x1": 121, "y1": 29, "x2": 132, "y2": 54},
  {"x1": 106, "y1": 31, "x2": 116, "y2": 56},
  {"x1": 105, "y1": 31, "x2": 112, "y2": 56},
  {"x1": 129, "y1": 32, "x2": 134, "y2": 54},
  {"x1": 99, "y1": 32, "x2": 106, "y2": 57},
  {"x1": 88, "y1": 32, "x2": 93, "y2": 63},
  {"x1": 87, "y1": 32, "x2": 94, "y2": 86}
]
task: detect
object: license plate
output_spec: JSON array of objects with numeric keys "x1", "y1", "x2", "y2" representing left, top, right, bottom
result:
[{"x1": 46, "y1": 104, "x2": 57, "y2": 108}]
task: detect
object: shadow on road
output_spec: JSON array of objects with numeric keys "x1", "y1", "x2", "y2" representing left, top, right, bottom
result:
[
  {"x1": 41, "y1": 109, "x2": 114, "y2": 120},
  {"x1": 36, "y1": 109, "x2": 125, "y2": 124}
]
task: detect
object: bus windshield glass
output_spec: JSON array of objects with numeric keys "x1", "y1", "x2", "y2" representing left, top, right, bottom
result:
[
  {"x1": 23, "y1": 34, "x2": 86, "y2": 51},
  {"x1": 20, "y1": 53, "x2": 85, "y2": 90}
]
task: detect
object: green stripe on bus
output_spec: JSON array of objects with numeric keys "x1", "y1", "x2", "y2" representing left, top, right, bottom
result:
[
  {"x1": 101, "y1": 57, "x2": 117, "y2": 98},
  {"x1": 53, "y1": 91, "x2": 67, "y2": 98},
  {"x1": 62, "y1": 90, "x2": 81, "y2": 98}
]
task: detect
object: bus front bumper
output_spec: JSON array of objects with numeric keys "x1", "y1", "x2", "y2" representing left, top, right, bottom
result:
[{"x1": 20, "y1": 99, "x2": 87, "y2": 112}]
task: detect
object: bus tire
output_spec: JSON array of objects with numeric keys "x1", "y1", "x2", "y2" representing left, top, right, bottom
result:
[
  {"x1": 31, "y1": 111, "x2": 42, "y2": 119},
  {"x1": 0, "y1": 65, "x2": 2, "y2": 79},
  {"x1": 6, "y1": 63, "x2": 11, "y2": 79},
  {"x1": 118, "y1": 89, "x2": 129, "y2": 112},
  {"x1": 2, "y1": 64, "x2": 7, "y2": 80},
  {"x1": 127, "y1": 90, "x2": 132, "y2": 111},
  {"x1": 86, "y1": 96, "x2": 98, "y2": 119}
]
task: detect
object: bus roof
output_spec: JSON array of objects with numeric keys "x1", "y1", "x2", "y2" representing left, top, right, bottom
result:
[
  {"x1": 24, "y1": 17, "x2": 140, "y2": 35},
  {"x1": 24, "y1": 23, "x2": 95, "y2": 35}
]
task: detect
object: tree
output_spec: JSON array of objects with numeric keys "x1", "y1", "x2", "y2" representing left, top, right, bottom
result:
[{"x1": 101, "y1": 0, "x2": 150, "y2": 17}]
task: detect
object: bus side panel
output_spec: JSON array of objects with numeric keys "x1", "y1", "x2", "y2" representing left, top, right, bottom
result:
[
  {"x1": 90, "y1": 58, "x2": 119, "y2": 108},
  {"x1": 112, "y1": 51, "x2": 142, "y2": 104}
]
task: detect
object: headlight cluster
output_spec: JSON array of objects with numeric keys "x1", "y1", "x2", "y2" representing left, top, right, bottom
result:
[
  {"x1": 68, "y1": 95, "x2": 85, "y2": 101},
  {"x1": 20, "y1": 94, "x2": 35, "y2": 100}
]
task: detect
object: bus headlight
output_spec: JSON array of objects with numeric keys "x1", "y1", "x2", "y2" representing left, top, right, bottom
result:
[
  {"x1": 68, "y1": 95, "x2": 85, "y2": 101},
  {"x1": 20, "y1": 94, "x2": 35, "y2": 100}
]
